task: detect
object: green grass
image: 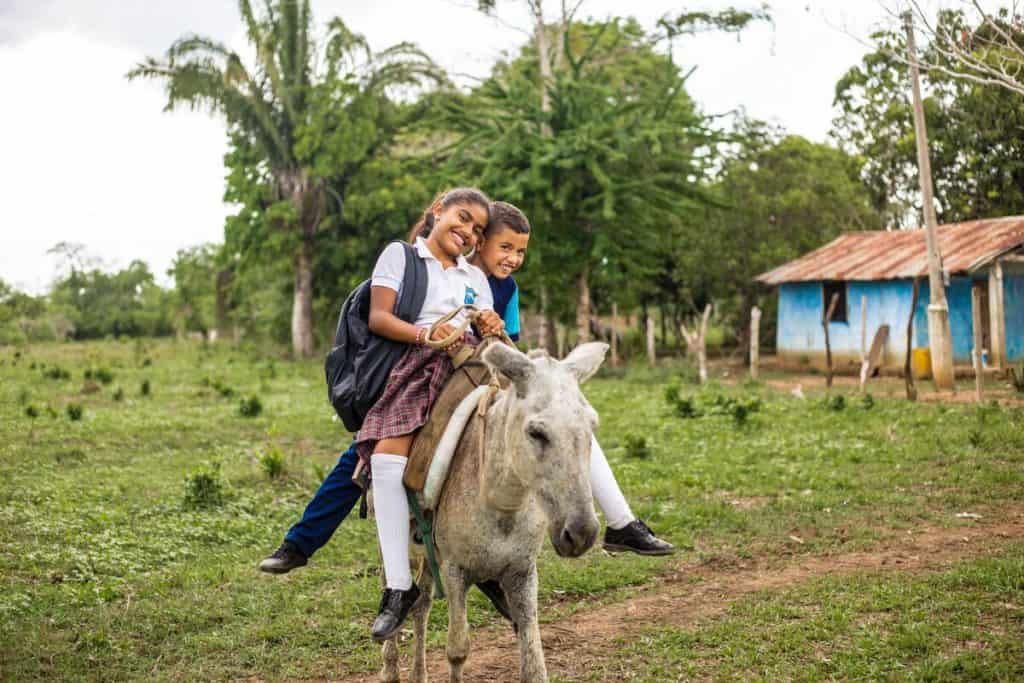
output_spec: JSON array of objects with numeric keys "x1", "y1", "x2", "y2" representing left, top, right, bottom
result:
[
  {"x1": 1, "y1": 340, "x2": 1022, "y2": 680},
  {"x1": 607, "y1": 547, "x2": 1024, "y2": 682}
]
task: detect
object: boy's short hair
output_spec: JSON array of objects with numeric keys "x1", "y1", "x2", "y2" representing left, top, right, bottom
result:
[{"x1": 485, "y1": 201, "x2": 531, "y2": 237}]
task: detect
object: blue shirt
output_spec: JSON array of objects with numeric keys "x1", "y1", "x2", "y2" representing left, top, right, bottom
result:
[{"x1": 487, "y1": 275, "x2": 520, "y2": 342}]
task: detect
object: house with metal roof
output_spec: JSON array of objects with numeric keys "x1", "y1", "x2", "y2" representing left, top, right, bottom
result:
[{"x1": 756, "y1": 217, "x2": 1024, "y2": 374}]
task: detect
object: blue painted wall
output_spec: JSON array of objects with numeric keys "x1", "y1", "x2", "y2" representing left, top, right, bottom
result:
[
  {"x1": 911, "y1": 277, "x2": 982, "y2": 362},
  {"x1": 778, "y1": 280, "x2": 917, "y2": 360},
  {"x1": 778, "y1": 273, "x2": 1021, "y2": 364},
  {"x1": 1006, "y1": 274, "x2": 1024, "y2": 361}
]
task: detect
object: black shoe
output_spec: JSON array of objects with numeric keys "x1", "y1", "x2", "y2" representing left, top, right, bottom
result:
[
  {"x1": 476, "y1": 580, "x2": 517, "y2": 631},
  {"x1": 258, "y1": 541, "x2": 308, "y2": 574},
  {"x1": 603, "y1": 519, "x2": 675, "y2": 556},
  {"x1": 371, "y1": 584, "x2": 421, "y2": 642}
]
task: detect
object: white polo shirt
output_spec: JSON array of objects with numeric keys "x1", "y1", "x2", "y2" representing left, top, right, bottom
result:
[{"x1": 371, "y1": 237, "x2": 493, "y2": 327}]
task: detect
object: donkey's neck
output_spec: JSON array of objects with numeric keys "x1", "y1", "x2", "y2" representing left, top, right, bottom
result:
[{"x1": 478, "y1": 390, "x2": 530, "y2": 513}]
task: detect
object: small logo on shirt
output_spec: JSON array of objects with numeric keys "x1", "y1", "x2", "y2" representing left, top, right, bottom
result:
[{"x1": 464, "y1": 286, "x2": 477, "y2": 305}]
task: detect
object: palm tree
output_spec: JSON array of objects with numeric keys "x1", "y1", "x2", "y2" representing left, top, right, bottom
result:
[{"x1": 129, "y1": 0, "x2": 438, "y2": 356}]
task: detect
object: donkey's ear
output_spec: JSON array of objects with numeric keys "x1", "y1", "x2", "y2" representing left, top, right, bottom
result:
[
  {"x1": 482, "y1": 343, "x2": 535, "y2": 395},
  {"x1": 560, "y1": 342, "x2": 609, "y2": 384}
]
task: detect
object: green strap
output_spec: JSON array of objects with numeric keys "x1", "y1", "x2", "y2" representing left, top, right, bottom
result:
[{"x1": 406, "y1": 488, "x2": 445, "y2": 599}]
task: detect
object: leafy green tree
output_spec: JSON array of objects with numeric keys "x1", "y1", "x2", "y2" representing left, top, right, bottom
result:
[
  {"x1": 49, "y1": 260, "x2": 173, "y2": 339},
  {"x1": 168, "y1": 244, "x2": 220, "y2": 336},
  {"x1": 436, "y1": 18, "x2": 721, "y2": 342},
  {"x1": 129, "y1": 0, "x2": 438, "y2": 356},
  {"x1": 832, "y1": 9, "x2": 1024, "y2": 228},
  {"x1": 694, "y1": 125, "x2": 881, "y2": 348}
]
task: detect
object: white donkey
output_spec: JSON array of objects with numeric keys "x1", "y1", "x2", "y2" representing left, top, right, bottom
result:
[{"x1": 380, "y1": 341, "x2": 608, "y2": 683}]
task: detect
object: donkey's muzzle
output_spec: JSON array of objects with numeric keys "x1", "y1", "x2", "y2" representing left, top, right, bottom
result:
[{"x1": 553, "y1": 516, "x2": 599, "y2": 557}]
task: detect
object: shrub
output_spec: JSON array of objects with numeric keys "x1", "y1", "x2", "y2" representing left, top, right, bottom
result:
[
  {"x1": 823, "y1": 395, "x2": 846, "y2": 411},
  {"x1": 24, "y1": 404, "x2": 39, "y2": 419},
  {"x1": 66, "y1": 403, "x2": 83, "y2": 421},
  {"x1": 112, "y1": 387, "x2": 124, "y2": 402},
  {"x1": 94, "y1": 368, "x2": 114, "y2": 385},
  {"x1": 182, "y1": 461, "x2": 225, "y2": 509},
  {"x1": 674, "y1": 397, "x2": 698, "y2": 418},
  {"x1": 238, "y1": 396, "x2": 263, "y2": 418},
  {"x1": 140, "y1": 379, "x2": 151, "y2": 397},
  {"x1": 43, "y1": 366, "x2": 71, "y2": 381},
  {"x1": 622, "y1": 432, "x2": 650, "y2": 459},
  {"x1": 861, "y1": 393, "x2": 875, "y2": 410},
  {"x1": 663, "y1": 380, "x2": 681, "y2": 406},
  {"x1": 258, "y1": 446, "x2": 285, "y2": 479},
  {"x1": 1010, "y1": 365, "x2": 1024, "y2": 394}
]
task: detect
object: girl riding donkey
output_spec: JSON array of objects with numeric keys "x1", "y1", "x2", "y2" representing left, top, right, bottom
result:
[{"x1": 259, "y1": 193, "x2": 672, "y2": 637}]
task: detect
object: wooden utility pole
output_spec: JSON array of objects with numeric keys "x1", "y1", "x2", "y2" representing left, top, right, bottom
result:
[
  {"x1": 971, "y1": 285, "x2": 985, "y2": 403},
  {"x1": 749, "y1": 306, "x2": 761, "y2": 380},
  {"x1": 903, "y1": 11, "x2": 955, "y2": 390},
  {"x1": 989, "y1": 260, "x2": 1006, "y2": 370}
]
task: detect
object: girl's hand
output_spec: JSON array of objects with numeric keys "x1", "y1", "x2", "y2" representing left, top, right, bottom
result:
[
  {"x1": 428, "y1": 323, "x2": 460, "y2": 349},
  {"x1": 476, "y1": 310, "x2": 505, "y2": 337}
]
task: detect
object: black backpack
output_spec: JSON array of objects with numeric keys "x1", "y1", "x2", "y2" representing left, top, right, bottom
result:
[{"x1": 325, "y1": 241, "x2": 428, "y2": 432}]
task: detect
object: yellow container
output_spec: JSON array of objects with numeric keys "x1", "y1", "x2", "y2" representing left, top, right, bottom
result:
[{"x1": 911, "y1": 347, "x2": 932, "y2": 379}]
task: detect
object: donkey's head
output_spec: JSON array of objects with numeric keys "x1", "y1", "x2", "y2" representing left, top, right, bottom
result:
[{"x1": 482, "y1": 342, "x2": 608, "y2": 557}]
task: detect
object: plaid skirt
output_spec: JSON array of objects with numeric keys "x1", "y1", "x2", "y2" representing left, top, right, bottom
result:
[{"x1": 355, "y1": 336, "x2": 477, "y2": 464}]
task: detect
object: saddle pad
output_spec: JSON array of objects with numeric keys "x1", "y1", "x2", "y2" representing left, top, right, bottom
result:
[
  {"x1": 422, "y1": 384, "x2": 490, "y2": 510},
  {"x1": 403, "y1": 359, "x2": 492, "y2": 492}
]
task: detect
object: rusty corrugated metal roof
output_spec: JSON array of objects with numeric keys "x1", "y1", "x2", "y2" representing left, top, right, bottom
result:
[{"x1": 756, "y1": 216, "x2": 1024, "y2": 285}]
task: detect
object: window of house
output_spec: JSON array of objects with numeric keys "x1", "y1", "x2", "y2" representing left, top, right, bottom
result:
[{"x1": 822, "y1": 281, "x2": 848, "y2": 323}]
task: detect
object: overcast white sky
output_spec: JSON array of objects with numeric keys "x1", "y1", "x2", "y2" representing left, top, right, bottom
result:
[{"x1": 0, "y1": 0, "x2": 969, "y2": 293}]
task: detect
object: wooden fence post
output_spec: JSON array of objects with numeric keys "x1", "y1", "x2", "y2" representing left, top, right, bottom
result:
[
  {"x1": 971, "y1": 285, "x2": 985, "y2": 403},
  {"x1": 646, "y1": 316, "x2": 656, "y2": 368},
  {"x1": 823, "y1": 293, "x2": 840, "y2": 389},
  {"x1": 750, "y1": 306, "x2": 761, "y2": 380},
  {"x1": 611, "y1": 302, "x2": 620, "y2": 367},
  {"x1": 680, "y1": 304, "x2": 712, "y2": 384},
  {"x1": 905, "y1": 278, "x2": 920, "y2": 401},
  {"x1": 859, "y1": 295, "x2": 869, "y2": 390}
]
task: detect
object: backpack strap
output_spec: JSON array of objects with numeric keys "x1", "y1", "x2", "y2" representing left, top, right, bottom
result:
[{"x1": 395, "y1": 241, "x2": 428, "y2": 323}]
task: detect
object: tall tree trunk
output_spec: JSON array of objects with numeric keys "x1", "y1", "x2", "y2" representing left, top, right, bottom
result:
[
  {"x1": 292, "y1": 231, "x2": 315, "y2": 357},
  {"x1": 214, "y1": 267, "x2": 233, "y2": 342},
  {"x1": 537, "y1": 285, "x2": 551, "y2": 352},
  {"x1": 576, "y1": 267, "x2": 591, "y2": 344}
]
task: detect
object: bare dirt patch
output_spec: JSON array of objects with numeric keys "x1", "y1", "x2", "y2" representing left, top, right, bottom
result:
[{"x1": 336, "y1": 508, "x2": 1024, "y2": 683}]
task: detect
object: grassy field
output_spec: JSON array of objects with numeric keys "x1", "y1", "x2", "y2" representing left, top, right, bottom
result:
[{"x1": 1, "y1": 339, "x2": 1022, "y2": 681}]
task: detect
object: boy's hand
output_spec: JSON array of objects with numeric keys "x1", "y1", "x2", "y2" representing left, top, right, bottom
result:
[{"x1": 475, "y1": 310, "x2": 505, "y2": 337}]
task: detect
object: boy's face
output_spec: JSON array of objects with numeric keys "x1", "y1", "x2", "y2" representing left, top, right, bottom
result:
[{"x1": 478, "y1": 226, "x2": 529, "y2": 279}]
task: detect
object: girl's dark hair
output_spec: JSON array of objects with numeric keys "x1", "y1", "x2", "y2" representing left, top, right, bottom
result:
[
  {"x1": 484, "y1": 201, "x2": 531, "y2": 238},
  {"x1": 407, "y1": 187, "x2": 491, "y2": 243}
]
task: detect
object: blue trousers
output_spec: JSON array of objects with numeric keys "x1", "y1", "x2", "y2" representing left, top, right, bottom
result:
[{"x1": 284, "y1": 443, "x2": 363, "y2": 558}]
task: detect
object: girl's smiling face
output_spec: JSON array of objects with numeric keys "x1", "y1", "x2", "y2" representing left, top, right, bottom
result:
[
  {"x1": 478, "y1": 226, "x2": 530, "y2": 279},
  {"x1": 427, "y1": 202, "x2": 488, "y2": 262}
]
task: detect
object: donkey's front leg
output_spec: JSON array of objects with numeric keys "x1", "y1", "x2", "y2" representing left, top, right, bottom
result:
[
  {"x1": 502, "y1": 566, "x2": 547, "y2": 683},
  {"x1": 410, "y1": 559, "x2": 433, "y2": 683},
  {"x1": 443, "y1": 562, "x2": 470, "y2": 683}
]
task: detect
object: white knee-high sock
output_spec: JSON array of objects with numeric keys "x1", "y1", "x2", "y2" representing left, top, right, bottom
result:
[
  {"x1": 371, "y1": 454, "x2": 413, "y2": 590},
  {"x1": 589, "y1": 435, "x2": 635, "y2": 530}
]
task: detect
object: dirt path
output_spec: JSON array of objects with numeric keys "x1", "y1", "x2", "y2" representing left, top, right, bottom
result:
[{"x1": 338, "y1": 509, "x2": 1024, "y2": 682}]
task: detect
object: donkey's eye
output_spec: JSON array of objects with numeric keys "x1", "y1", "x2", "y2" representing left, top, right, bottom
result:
[{"x1": 526, "y1": 426, "x2": 549, "y2": 447}]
